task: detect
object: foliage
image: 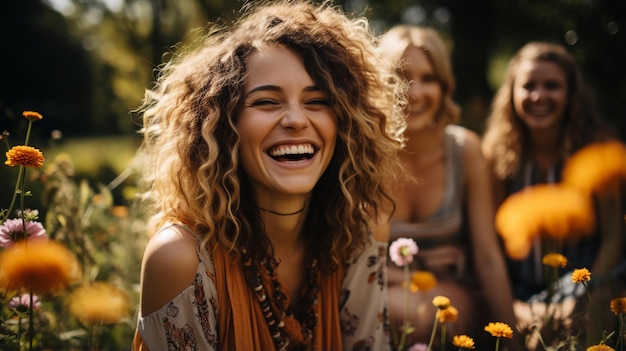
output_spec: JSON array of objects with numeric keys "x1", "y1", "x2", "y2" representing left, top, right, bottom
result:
[{"x1": 0, "y1": 112, "x2": 145, "y2": 350}]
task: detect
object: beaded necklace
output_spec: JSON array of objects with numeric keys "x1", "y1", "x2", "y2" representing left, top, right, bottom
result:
[{"x1": 241, "y1": 248, "x2": 321, "y2": 350}]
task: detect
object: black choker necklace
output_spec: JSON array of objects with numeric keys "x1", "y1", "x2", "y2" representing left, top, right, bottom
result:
[{"x1": 257, "y1": 205, "x2": 306, "y2": 216}]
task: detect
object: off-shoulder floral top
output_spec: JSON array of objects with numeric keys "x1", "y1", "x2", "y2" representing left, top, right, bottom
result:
[{"x1": 135, "y1": 228, "x2": 390, "y2": 351}]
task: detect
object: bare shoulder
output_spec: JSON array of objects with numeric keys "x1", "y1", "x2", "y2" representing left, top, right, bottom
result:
[
  {"x1": 459, "y1": 127, "x2": 483, "y2": 161},
  {"x1": 140, "y1": 225, "x2": 201, "y2": 316},
  {"x1": 456, "y1": 127, "x2": 491, "y2": 185}
]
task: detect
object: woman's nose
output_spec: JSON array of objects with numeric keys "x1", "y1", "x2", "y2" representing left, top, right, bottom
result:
[
  {"x1": 280, "y1": 106, "x2": 309, "y2": 130},
  {"x1": 529, "y1": 87, "x2": 546, "y2": 101}
]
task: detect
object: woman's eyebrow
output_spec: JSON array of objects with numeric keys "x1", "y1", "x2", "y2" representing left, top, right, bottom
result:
[
  {"x1": 244, "y1": 84, "x2": 322, "y2": 99},
  {"x1": 244, "y1": 85, "x2": 281, "y2": 99}
]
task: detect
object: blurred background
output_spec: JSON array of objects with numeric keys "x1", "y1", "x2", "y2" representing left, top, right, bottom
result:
[{"x1": 2, "y1": 0, "x2": 625, "y2": 194}]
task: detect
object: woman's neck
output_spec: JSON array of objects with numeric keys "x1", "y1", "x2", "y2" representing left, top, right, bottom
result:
[
  {"x1": 259, "y1": 201, "x2": 309, "y2": 256},
  {"x1": 527, "y1": 127, "x2": 564, "y2": 169}
]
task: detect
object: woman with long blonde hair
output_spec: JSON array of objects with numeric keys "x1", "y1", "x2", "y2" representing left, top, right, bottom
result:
[{"x1": 379, "y1": 25, "x2": 517, "y2": 349}]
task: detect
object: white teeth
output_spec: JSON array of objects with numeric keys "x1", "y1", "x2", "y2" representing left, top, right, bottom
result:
[{"x1": 269, "y1": 144, "x2": 314, "y2": 157}]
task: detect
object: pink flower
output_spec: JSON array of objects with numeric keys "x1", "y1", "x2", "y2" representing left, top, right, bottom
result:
[
  {"x1": 408, "y1": 343, "x2": 429, "y2": 351},
  {"x1": 0, "y1": 218, "x2": 47, "y2": 248},
  {"x1": 9, "y1": 293, "x2": 41, "y2": 313},
  {"x1": 389, "y1": 237, "x2": 418, "y2": 267}
]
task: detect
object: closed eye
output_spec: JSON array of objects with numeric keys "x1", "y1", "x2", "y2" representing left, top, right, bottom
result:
[
  {"x1": 305, "y1": 98, "x2": 330, "y2": 106},
  {"x1": 422, "y1": 74, "x2": 439, "y2": 83},
  {"x1": 544, "y1": 81, "x2": 563, "y2": 90},
  {"x1": 248, "y1": 99, "x2": 278, "y2": 107}
]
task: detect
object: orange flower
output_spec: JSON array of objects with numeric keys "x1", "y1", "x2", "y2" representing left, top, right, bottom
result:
[
  {"x1": 111, "y1": 205, "x2": 129, "y2": 218},
  {"x1": 484, "y1": 322, "x2": 513, "y2": 339},
  {"x1": 495, "y1": 184, "x2": 595, "y2": 260},
  {"x1": 563, "y1": 141, "x2": 626, "y2": 197},
  {"x1": 22, "y1": 111, "x2": 43, "y2": 121},
  {"x1": 610, "y1": 297, "x2": 626, "y2": 315},
  {"x1": 0, "y1": 240, "x2": 79, "y2": 294},
  {"x1": 432, "y1": 295, "x2": 451, "y2": 309},
  {"x1": 69, "y1": 282, "x2": 130, "y2": 325},
  {"x1": 586, "y1": 345, "x2": 615, "y2": 351},
  {"x1": 409, "y1": 270, "x2": 437, "y2": 292},
  {"x1": 452, "y1": 335, "x2": 475, "y2": 349},
  {"x1": 436, "y1": 305, "x2": 458, "y2": 323},
  {"x1": 5, "y1": 145, "x2": 45, "y2": 168},
  {"x1": 542, "y1": 253, "x2": 568, "y2": 268},
  {"x1": 571, "y1": 268, "x2": 591, "y2": 283}
]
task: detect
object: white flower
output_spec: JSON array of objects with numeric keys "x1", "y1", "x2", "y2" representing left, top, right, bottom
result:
[{"x1": 389, "y1": 237, "x2": 418, "y2": 267}]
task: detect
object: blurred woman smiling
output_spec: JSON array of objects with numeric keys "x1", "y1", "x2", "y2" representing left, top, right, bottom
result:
[{"x1": 379, "y1": 25, "x2": 517, "y2": 349}]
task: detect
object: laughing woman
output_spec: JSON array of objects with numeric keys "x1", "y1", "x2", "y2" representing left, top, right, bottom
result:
[{"x1": 131, "y1": 1, "x2": 405, "y2": 350}]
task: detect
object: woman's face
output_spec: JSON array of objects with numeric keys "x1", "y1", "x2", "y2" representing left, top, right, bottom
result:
[
  {"x1": 237, "y1": 45, "x2": 337, "y2": 204},
  {"x1": 512, "y1": 59, "x2": 569, "y2": 132},
  {"x1": 401, "y1": 45, "x2": 443, "y2": 132}
]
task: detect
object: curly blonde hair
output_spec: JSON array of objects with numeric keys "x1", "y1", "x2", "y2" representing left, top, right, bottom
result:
[
  {"x1": 482, "y1": 41, "x2": 612, "y2": 181},
  {"x1": 377, "y1": 25, "x2": 461, "y2": 126},
  {"x1": 135, "y1": 0, "x2": 406, "y2": 271}
]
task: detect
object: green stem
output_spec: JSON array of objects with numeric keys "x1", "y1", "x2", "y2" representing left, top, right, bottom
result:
[
  {"x1": 441, "y1": 324, "x2": 447, "y2": 350},
  {"x1": 427, "y1": 313, "x2": 438, "y2": 351},
  {"x1": 495, "y1": 337, "x2": 501, "y2": 351},
  {"x1": 533, "y1": 325, "x2": 549, "y2": 350},
  {"x1": 24, "y1": 120, "x2": 33, "y2": 147},
  {"x1": 19, "y1": 168, "x2": 27, "y2": 239},
  {"x1": 3, "y1": 119, "x2": 33, "y2": 223},
  {"x1": 28, "y1": 290, "x2": 33, "y2": 351},
  {"x1": 3, "y1": 166, "x2": 25, "y2": 222},
  {"x1": 89, "y1": 324, "x2": 102, "y2": 351},
  {"x1": 618, "y1": 313, "x2": 624, "y2": 351},
  {"x1": 398, "y1": 263, "x2": 410, "y2": 351},
  {"x1": 17, "y1": 314, "x2": 22, "y2": 351},
  {"x1": 582, "y1": 281, "x2": 591, "y2": 302}
]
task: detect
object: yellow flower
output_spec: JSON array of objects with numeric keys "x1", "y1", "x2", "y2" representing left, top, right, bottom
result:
[
  {"x1": 432, "y1": 295, "x2": 450, "y2": 309},
  {"x1": 563, "y1": 141, "x2": 626, "y2": 197},
  {"x1": 22, "y1": 111, "x2": 43, "y2": 121},
  {"x1": 5, "y1": 145, "x2": 45, "y2": 168},
  {"x1": 495, "y1": 184, "x2": 595, "y2": 260},
  {"x1": 586, "y1": 345, "x2": 615, "y2": 351},
  {"x1": 0, "y1": 240, "x2": 79, "y2": 294},
  {"x1": 571, "y1": 268, "x2": 591, "y2": 283},
  {"x1": 436, "y1": 305, "x2": 458, "y2": 323},
  {"x1": 409, "y1": 270, "x2": 437, "y2": 292},
  {"x1": 69, "y1": 282, "x2": 130, "y2": 325},
  {"x1": 542, "y1": 253, "x2": 568, "y2": 268},
  {"x1": 484, "y1": 322, "x2": 513, "y2": 339},
  {"x1": 610, "y1": 297, "x2": 626, "y2": 315},
  {"x1": 452, "y1": 335, "x2": 475, "y2": 349}
]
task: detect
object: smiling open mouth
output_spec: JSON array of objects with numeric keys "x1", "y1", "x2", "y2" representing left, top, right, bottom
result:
[{"x1": 268, "y1": 144, "x2": 315, "y2": 161}]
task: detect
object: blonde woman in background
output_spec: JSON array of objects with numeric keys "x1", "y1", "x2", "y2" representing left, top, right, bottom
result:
[
  {"x1": 379, "y1": 25, "x2": 518, "y2": 349},
  {"x1": 482, "y1": 41, "x2": 624, "y2": 347}
]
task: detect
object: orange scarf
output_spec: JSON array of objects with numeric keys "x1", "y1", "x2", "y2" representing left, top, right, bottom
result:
[
  {"x1": 132, "y1": 246, "x2": 345, "y2": 351},
  {"x1": 213, "y1": 246, "x2": 344, "y2": 351}
]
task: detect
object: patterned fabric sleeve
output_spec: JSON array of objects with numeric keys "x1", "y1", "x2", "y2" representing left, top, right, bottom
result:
[
  {"x1": 340, "y1": 236, "x2": 391, "y2": 351},
  {"x1": 135, "y1": 259, "x2": 219, "y2": 351}
]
